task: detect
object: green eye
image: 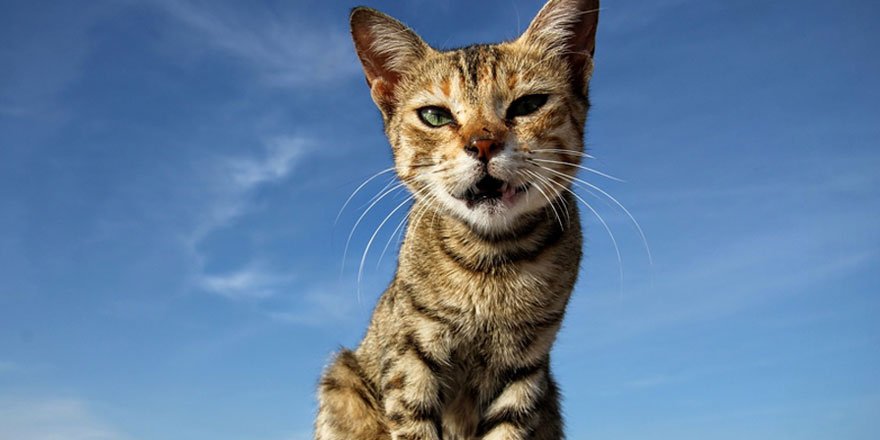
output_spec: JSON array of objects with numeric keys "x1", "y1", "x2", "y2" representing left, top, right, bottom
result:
[
  {"x1": 418, "y1": 106, "x2": 455, "y2": 127},
  {"x1": 506, "y1": 94, "x2": 549, "y2": 119}
]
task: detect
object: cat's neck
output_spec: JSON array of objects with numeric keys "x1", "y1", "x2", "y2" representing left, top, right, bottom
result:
[
  {"x1": 399, "y1": 194, "x2": 580, "y2": 268},
  {"x1": 392, "y1": 194, "x2": 582, "y2": 322}
]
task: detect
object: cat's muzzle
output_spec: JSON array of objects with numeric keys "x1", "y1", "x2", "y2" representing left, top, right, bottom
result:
[{"x1": 459, "y1": 175, "x2": 530, "y2": 208}]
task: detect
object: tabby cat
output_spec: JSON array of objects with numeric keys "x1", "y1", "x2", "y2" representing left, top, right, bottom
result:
[{"x1": 316, "y1": 0, "x2": 599, "y2": 438}]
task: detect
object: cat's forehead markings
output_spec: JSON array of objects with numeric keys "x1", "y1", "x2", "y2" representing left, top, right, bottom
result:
[
  {"x1": 440, "y1": 78, "x2": 451, "y2": 98},
  {"x1": 507, "y1": 72, "x2": 518, "y2": 90},
  {"x1": 457, "y1": 45, "x2": 507, "y2": 104},
  {"x1": 456, "y1": 47, "x2": 482, "y2": 103}
]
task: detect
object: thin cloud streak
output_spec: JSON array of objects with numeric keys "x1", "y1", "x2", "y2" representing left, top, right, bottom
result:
[
  {"x1": 152, "y1": 0, "x2": 359, "y2": 87},
  {"x1": 267, "y1": 293, "x2": 355, "y2": 327},
  {"x1": 186, "y1": 136, "x2": 309, "y2": 301},
  {"x1": 189, "y1": 135, "x2": 309, "y2": 243},
  {"x1": 198, "y1": 264, "x2": 294, "y2": 300}
]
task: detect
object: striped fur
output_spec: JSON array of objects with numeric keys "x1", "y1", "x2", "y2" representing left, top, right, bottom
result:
[{"x1": 317, "y1": 1, "x2": 599, "y2": 439}]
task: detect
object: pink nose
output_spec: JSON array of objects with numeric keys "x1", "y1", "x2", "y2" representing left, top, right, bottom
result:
[{"x1": 465, "y1": 138, "x2": 503, "y2": 162}]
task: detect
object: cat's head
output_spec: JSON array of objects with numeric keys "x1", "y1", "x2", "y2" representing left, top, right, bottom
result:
[{"x1": 351, "y1": 0, "x2": 599, "y2": 234}]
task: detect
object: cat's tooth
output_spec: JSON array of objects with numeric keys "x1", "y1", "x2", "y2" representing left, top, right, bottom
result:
[{"x1": 502, "y1": 182, "x2": 516, "y2": 201}]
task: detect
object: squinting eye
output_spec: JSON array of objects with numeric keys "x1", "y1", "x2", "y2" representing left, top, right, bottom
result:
[
  {"x1": 417, "y1": 106, "x2": 455, "y2": 127},
  {"x1": 506, "y1": 94, "x2": 549, "y2": 119}
]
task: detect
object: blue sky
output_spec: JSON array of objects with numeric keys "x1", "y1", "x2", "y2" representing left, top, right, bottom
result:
[{"x1": 1, "y1": 0, "x2": 878, "y2": 438}]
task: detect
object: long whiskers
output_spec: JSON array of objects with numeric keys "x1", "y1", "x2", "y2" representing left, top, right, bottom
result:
[
  {"x1": 357, "y1": 176, "x2": 401, "y2": 212},
  {"x1": 376, "y1": 191, "x2": 438, "y2": 269},
  {"x1": 339, "y1": 161, "x2": 448, "y2": 275},
  {"x1": 529, "y1": 148, "x2": 595, "y2": 160},
  {"x1": 334, "y1": 167, "x2": 396, "y2": 225},
  {"x1": 522, "y1": 169, "x2": 571, "y2": 226},
  {"x1": 533, "y1": 164, "x2": 653, "y2": 267},
  {"x1": 377, "y1": 204, "x2": 414, "y2": 269},
  {"x1": 530, "y1": 158, "x2": 625, "y2": 183},
  {"x1": 523, "y1": 169, "x2": 565, "y2": 231},
  {"x1": 533, "y1": 168, "x2": 625, "y2": 288},
  {"x1": 341, "y1": 181, "x2": 406, "y2": 276},
  {"x1": 357, "y1": 185, "x2": 433, "y2": 300},
  {"x1": 406, "y1": 187, "x2": 441, "y2": 257}
]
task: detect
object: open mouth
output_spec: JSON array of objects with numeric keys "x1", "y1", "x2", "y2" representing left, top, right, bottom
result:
[{"x1": 457, "y1": 175, "x2": 530, "y2": 208}]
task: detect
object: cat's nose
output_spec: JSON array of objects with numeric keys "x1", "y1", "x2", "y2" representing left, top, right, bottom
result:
[{"x1": 465, "y1": 137, "x2": 503, "y2": 162}]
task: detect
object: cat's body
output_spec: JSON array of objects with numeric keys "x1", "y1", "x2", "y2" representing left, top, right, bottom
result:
[{"x1": 316, "y1": 1, "x2": 599, "y2": 439}]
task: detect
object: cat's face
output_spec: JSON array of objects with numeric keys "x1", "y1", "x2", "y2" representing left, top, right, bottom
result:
[
  {"x1": 389, "y1": 45, "x2": 588, "y2": 232},
  {"x1": 352, "y1": 0, "x2": 598, "y2": 233}
]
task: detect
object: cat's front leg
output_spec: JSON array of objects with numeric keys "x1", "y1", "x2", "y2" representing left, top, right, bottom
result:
[
  {"x1": 477, "y1": 360, "x2": 561, "y2": 440},
  {"x1": 381, "y1": 334, "x2": 444, "y2": 440}
]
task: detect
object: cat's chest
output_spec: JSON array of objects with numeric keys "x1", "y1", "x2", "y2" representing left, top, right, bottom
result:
[
  {"x1": 438, "y1": 373, "x2": 483, "y2": 440},
  {"x1": 404, "y1": 265, "x2": 568, "y2": 357},
  {"x1": 443, "y1": 269, "x2": 568, "y2": 330},
  {"x1": 435, "y1": 349, "x2": 515, "y2": 439}
]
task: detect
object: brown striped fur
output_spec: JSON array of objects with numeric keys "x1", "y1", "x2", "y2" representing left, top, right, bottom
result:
[{"x1": 316, "y1": 1, "x2": 599, "y2": 438}]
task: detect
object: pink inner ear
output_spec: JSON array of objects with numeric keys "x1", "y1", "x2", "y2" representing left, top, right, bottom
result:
[
  {"x1": 350, "y1": 18, "x2": 388, "y2": 87},
  {"x1": 350, "y1": 8, "x2": 428, "y2": 113},
  {"x1": 571, "y1": 17, "x2": 598, "y2": 58},
  {"x1": 520, "y1": 0, "x2": 599, "y2": 56},
  {"x1": 518, "y1": 0, "x2": 600, "y2": 95}
]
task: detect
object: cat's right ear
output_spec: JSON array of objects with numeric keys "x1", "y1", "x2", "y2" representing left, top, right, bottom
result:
[
  {"x1": 350, "y1": 7, "x2": 429, "y2": 115},
  {"x1": 517, "y1": 0, "x2": 600, "y2": 97}
]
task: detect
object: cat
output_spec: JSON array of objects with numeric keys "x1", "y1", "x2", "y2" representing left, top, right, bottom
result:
[{"x1": 315, "y1": 0, "x2": 599, "y2": 438}]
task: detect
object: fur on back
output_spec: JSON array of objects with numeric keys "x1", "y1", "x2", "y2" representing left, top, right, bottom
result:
[{"x1": 316, "y1": 1, "x2": 600, "y2": 439}]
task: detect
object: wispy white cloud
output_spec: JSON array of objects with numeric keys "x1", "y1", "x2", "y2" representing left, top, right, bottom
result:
[
  {"x1": 228, "y1": 138, "x2": 306, "y2": 189},
  {"x1": 190, "y1": 135, "x2": 309, "y2": 242},
  {"x1": 267, "y1": 294, "x2": 353, "y2": 326},
  {"x1": 265, "y1": 278, "x2": 373, "y2": 326},
  {"x1": 0, "y1": 397, "x2": 130, "y2": 440},
  {"x1": 198, "y1": 263, "x2": 294, "y2": 300},
  {"x1": 152, "y1": 0, "x2": 359, "y2": 87},
  {"x1": 184, "y1": 136, "x2": 308, "y2": 300}
]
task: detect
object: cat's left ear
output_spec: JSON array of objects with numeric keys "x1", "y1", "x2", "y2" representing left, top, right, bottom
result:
[
  {"x1": 517, "y1": 0, "x2": 600, "y2": 95},
  {"x1": 350, "y1": 7, "x2": 430, "y2": 116}
]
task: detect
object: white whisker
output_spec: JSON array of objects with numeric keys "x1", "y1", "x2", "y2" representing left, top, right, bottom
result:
[
  {"x1": 359, "y1": 184, "x2": 437, "y2": 300},
  {"x1": 529, "y1": 148, "x2": 595, "y2": 160},
  {"x1": 334, "y1": 167, "x2": 396, "y2": 225},
  {"x1": 524, "y1": 169, "x2": 571, "y2": 226},
  {"x1": 537, "y1": 165, "x2": 653, "y2": 267},
  {"x1": 377, "y1": 206, "x2": 412, "y2": 269},
  {"x1": 342, "y1": 182, "x2": 406, "y2": 276},
  {"x1": 357, "y1": 192, "x2": 418, "y2": 300},
  {"x1": 531, "y1": 158, "x2": 625, "y2": 182},
  {"x1": 377, "y1": 191, "x2": 436, "y2": 268},
  {"x1": 358, "y1": 175, "x2": 401, "y2": 211},
  {"x1": 524, "y1": 169, "x2": 565, "y2": 231},
  {"x1": 539, "y1": 172, "x2": 625, "y2": 289}
]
